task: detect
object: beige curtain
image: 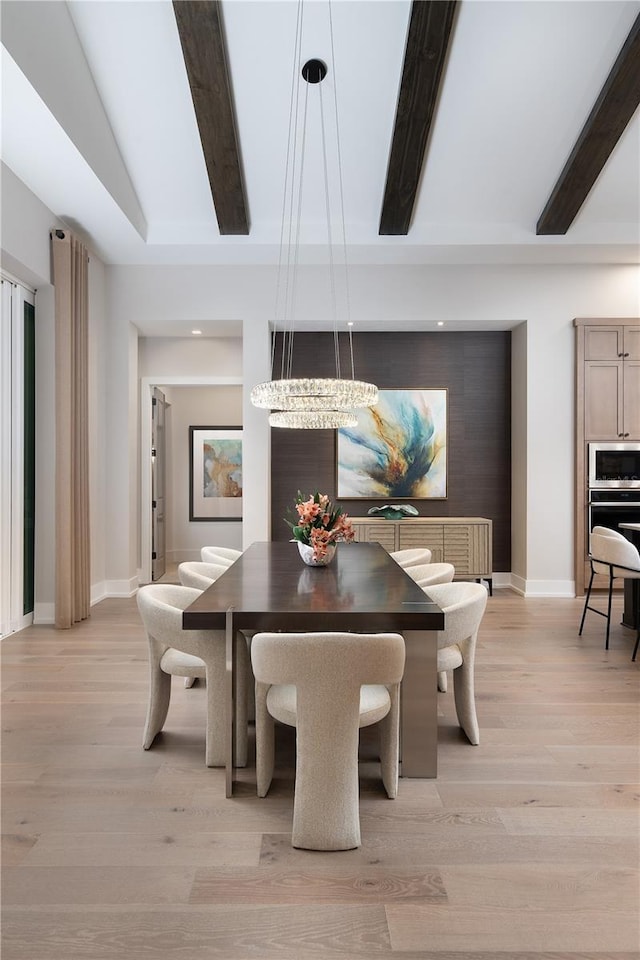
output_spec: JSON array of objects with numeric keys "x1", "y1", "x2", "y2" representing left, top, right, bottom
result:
[{"x1": 51, "y1": 230, "x2": 90, "y2": 628}]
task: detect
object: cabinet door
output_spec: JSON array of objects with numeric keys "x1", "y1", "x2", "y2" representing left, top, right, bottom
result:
[
  {"x1": 357, "y1": 523, "x2": 397, "y2": 551},
  {"x1": 398, "y1": 523, "x2": 444, "y2": 561},
  {"x1": 623, "y1": 327, "x2": 640, "y2": 361},
  {"x1": 584, "y1": 361, "x2": 623, "y2": 438},
  {"x1": 623, "y1": 360, "x2": 640, "y2": 439},
  {"x1": 444, "y1": 523, "x2": 491, "y2": 576},
  {"x1": 584, "y1": 326, "x2": 624, "y2": 361}
]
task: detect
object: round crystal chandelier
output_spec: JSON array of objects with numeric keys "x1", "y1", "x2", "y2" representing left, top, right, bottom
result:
[
  {"x1": 251, "y1": 377, "x2": 378, "y2": 412},
  {"x1": 250, "y1": 21, "x2": 377, "y2": 430},
  {"x1": 269, "y1": 410, "x2": 358, "y2": 430}
]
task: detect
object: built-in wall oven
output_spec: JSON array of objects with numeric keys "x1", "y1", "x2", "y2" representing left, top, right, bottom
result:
[
  {"x1": 588, "y1": 442, "x2": 640, "y2": 536},
  {"x1": 589, "y1": 489, "x2": 640, "y2": 535}
]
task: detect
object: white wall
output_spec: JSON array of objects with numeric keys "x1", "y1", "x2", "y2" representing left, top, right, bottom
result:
[
  {"x1": 161, "y1": 385, "x2": 243, "y2": 561},
  {"x1": 139, "y1": 337, "x2": 242, "y2": 379},
  {"x1": 103, "y1": 309, "x2": 139, "y2": 597}
]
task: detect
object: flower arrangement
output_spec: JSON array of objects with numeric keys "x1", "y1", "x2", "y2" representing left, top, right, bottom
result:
[{"x1": 285, "y1": 491, "x2": 355, "y2": 561}]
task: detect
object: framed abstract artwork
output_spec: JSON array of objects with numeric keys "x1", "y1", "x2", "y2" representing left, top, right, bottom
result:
[
  {"x1": 189, "y1": 426, "x2": 243, "y2": 521},
  {"x1": 337, "y1": 389, "x2": 447, "y2": 499}
]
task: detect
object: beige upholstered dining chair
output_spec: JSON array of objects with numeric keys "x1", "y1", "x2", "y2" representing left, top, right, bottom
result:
[
  {"x1": 423, "y1": 581, "x2": 488, "y2": 744},
  {"x1": 201, "y1": 546, "x2": 242, "y2": 566},
  {"x1": 251, "y1": 631, "x2": 406, "y2": 851},
  {"x1": 178, "y1": 560, "x2": 229, "y2": 591},
  {"x1": 137, "y1": 584, "x2": 249, "y2": 767},
  {"x1": 405, "y1": 561, "x2": 455, "y2": 587},
  {"x1": 389, "y1": 547, "x2": 432, "y2": 567},
  {"x1": 579, "y1": 525, "x2": 640, "y2": 660},
  {"x1": 176, "y1": 561, "x2": 229, "y2": 686}
]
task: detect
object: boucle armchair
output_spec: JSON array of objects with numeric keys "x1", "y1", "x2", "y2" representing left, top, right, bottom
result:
[
  {"x1": 251, "y1": 631, "x2": 405, "y2": 851},
  {"x1": 406, "y1": 561, "x2": 455, "y2": 587},
  {"x1": 178, "y1": 560, "x2": 229, "y2": 591},
  {"x1": 201, "y1": 546, "x2": 242, "y2": 566},
  {"x1": 176, "y1": 561, "x2": 229, "y2": 686},
  {"x1": 137, "y1": 584, "x2": 249, "y2": 767},
  {"x1": 389, "y1": 547, "x2": 432, "y2": 567},
  {"x1": 424, "y1": 581, "x2": 488, "y2": 744}
]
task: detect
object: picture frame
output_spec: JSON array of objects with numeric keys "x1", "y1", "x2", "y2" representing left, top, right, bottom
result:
[
  {"x1": 189, "y1": 426, "x2": 243, "y2": 521},
  {"x1": 336, "y1": 389, "x2": 447, "y2": 499}
]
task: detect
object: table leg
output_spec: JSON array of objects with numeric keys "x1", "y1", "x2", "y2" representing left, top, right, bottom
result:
[
  {"x1": 401, "y1": 629, "x2": 438, "y2": 778},
  {"x1": 225, "y1": 607, "x2": 234, "y2": 798}
]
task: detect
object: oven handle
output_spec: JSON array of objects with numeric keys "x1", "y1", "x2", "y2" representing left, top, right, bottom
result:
[{"x1": 589, "y1": 501, "x2": 640, "y2": 506}]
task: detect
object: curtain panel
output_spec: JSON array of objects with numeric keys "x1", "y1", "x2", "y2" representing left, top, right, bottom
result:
[{"x1": 51, "y1": 230, "x2": 90, "y2": 628}]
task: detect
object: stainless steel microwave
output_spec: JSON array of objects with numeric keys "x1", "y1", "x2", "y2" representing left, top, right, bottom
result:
[{"x1": 588, "y1": 442, "x2": 640, "y2": 488}]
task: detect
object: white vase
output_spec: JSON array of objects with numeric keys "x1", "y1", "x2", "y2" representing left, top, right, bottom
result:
[{"x1": 297, "y1": 541, "x2": 336, "y2": 566}]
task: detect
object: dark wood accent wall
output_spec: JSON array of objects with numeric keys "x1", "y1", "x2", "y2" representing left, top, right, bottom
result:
[{"x1": 270, "y1": 331, "x2": 511, "y2": 572}]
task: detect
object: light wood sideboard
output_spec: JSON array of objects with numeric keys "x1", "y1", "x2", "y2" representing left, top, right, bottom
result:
[{"x1": 350, "y1": 517, "x2": 493, "y2": 593}]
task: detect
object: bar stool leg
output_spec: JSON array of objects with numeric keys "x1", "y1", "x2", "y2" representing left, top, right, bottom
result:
[
  {"x1": 578, "y1": 568, "x2": 594, "y2": 636},
  {"x1": 605, "y1": 572, "x2": 614, "y2": 650},
  {"x1": 633, "y1": 581, "x2": 639, "y2": 662}
]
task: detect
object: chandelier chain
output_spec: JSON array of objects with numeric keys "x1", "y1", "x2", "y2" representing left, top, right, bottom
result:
[{"x1": 250, "y1": 0, "x2": 378, "y2": 428}]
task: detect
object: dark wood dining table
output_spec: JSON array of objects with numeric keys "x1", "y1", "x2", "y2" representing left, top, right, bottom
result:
[{"x1": 182, "y1": 540, "x2": 445, "y2": 796}]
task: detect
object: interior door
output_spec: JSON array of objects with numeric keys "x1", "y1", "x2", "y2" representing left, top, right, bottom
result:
[{"x1": 151, "y1": 387, "x2": 166, "y2": 581}]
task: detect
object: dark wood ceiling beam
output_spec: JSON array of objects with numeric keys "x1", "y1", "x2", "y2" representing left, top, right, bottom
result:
[
  {"x1": 379, "y1": 0, "x2": 458, "y2": 236},
  {"x1": 537, "y1": 14, "x2": 640, "y2": 236},
  {"x1": 173, "y1": 0, "x2": 249, "y2": 235}
]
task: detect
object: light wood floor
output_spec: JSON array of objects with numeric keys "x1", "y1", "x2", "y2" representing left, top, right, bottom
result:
[{"x1": 2, "y1": 590, "x2": 639, "y2": 959}]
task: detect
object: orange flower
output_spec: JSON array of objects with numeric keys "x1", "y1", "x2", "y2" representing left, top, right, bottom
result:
[{"x1": 286, "y1": 491, "x2": 355, "y2": 560}]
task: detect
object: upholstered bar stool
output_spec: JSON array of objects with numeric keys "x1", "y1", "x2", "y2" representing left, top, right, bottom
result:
[{"x1": 579, "y1": 526, "x2": 640, "y2": 660}]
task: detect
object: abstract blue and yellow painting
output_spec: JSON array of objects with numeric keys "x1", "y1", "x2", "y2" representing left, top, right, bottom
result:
[
  {"x1": 189, "y1": 426, "x2": 243, "y2": 520},
  {"x1": 203, "y1": 439, "x2": 242, "y2": 499},
  {"x1": 337, "y1": 389, "x2": 447, "y2": 499}
]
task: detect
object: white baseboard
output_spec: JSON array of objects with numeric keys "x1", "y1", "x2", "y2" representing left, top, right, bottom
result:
[
  {"x1": 91, "y1": 582, "x2": 107, "y2": 606},
  {"x1": 523, "y1": 579, "x2": 575, "y2": 598},
  {"x1": 104, "y1": 577, "x2": 139, "y2": 598},
  {"x1": 503, "y1": 575, "x2": 575, "y2": 598},
  {"x1": 34, "y1": 602, "x2": 55, "y2": 624},
  {"x1": 486, "y1": 574, "x2": 576, "y2": 598},
  {"x1": 508, "y1": 574, "x2": 526, "y2": 596}
]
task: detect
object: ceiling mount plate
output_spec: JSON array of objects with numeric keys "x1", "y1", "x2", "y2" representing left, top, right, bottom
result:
[{"x1": 302, "y1": 59, "x2": 327, "y2": 84}]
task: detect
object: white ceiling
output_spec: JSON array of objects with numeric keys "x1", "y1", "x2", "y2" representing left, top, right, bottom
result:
[{"x1": 2, "y1": 0, "x2": 639, "y2": 272}]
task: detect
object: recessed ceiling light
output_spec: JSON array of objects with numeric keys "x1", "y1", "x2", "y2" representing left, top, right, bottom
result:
[
  {"x1": 437, "y1": 321, "x2": 444, "y2": 327},
  {"x1": 191, "y1": 329, "x2": 202, "y2": 335}
]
